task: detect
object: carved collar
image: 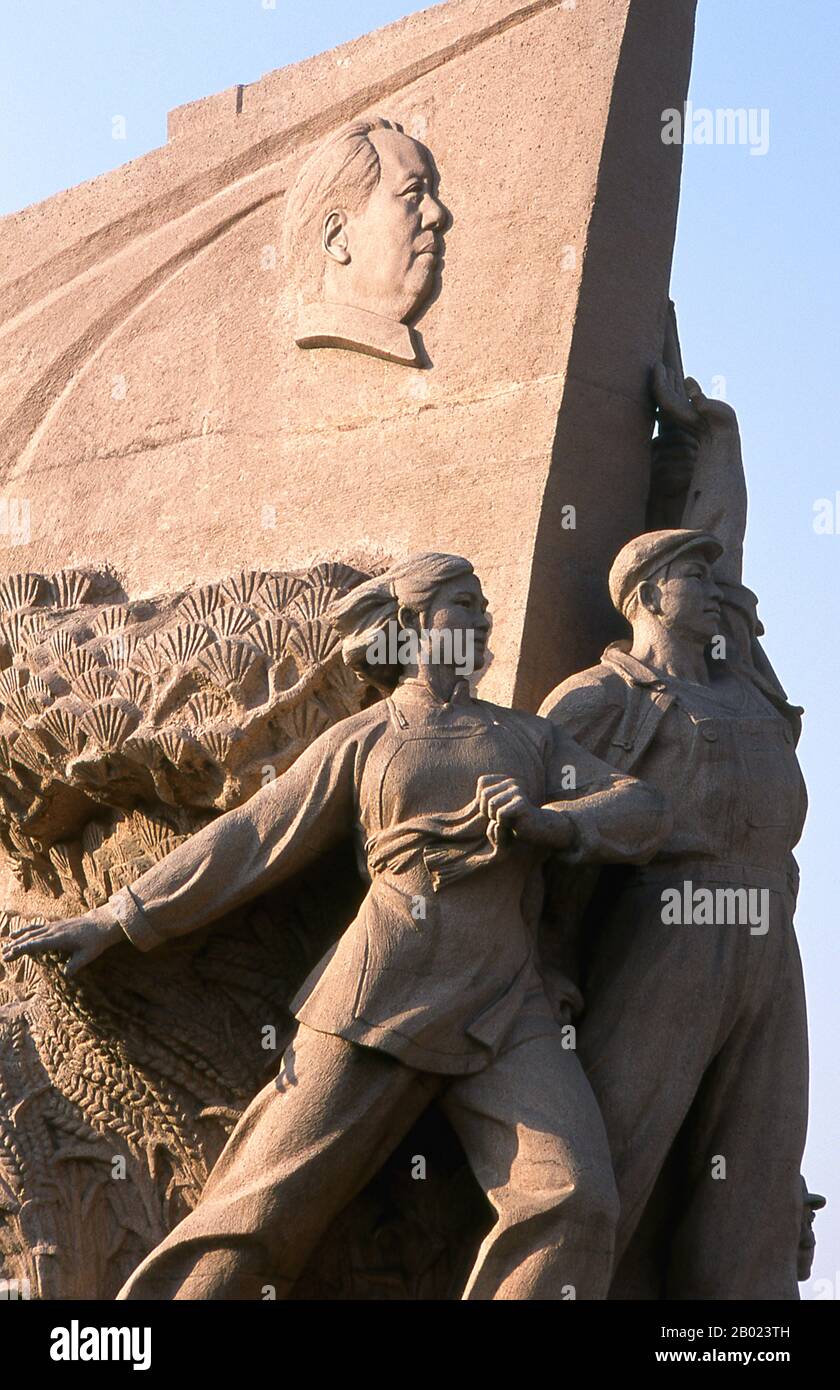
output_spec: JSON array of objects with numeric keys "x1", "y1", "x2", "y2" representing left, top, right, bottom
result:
[
  {"x1": 601, "y1": 642, "x2": 668, "y2": 689},
  {"x1": 295, "y1": 302, "x2": 421, "y2": 367},
  {"x1": 393, "y1": 676, "x2": 473, "y2": 708}
]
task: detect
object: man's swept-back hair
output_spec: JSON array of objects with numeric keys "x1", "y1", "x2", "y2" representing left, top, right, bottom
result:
[
  {"x1": 328, "y1": 552, "x2": 474, "y2": 693},
  {"x1": 283, "y1": 116, "x2": 401, "y2": 293}
]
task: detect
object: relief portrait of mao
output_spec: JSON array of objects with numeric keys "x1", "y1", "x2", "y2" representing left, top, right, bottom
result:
[{"x1": 284, "y1": 117, "x2": 449, "y2": 368}]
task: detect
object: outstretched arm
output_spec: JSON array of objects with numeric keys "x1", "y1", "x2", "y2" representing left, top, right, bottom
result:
[{"x1": 2, "y1": 717, "x2": 360, "y2": 973}]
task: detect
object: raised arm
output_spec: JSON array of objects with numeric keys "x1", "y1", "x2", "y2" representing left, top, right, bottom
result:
[
  {"x1": 2, "y1": 715, "x2": 361, "y2": 973},
  {"x1": 650, "y1": 361, "x2": 772, "y2": 677},
  {"x1": 652, "y1": 363, "x2": 747, "y2": 586}
]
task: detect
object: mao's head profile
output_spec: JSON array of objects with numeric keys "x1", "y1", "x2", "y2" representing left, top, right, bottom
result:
[{"x1": 284, "y1": 118, "x2": 449, "y2": 363}]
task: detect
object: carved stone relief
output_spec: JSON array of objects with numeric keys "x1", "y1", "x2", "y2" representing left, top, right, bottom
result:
[
  {"x1": 0, "y1": 558, "x2": 424, "y2": 1298},
  {"x1": 285, "y1": 118, "x2": 448, "y2": 367}
]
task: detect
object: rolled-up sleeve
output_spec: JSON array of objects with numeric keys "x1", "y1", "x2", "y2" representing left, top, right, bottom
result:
[
  {"x1": 542, "y1": 722, "x2": 671, "y2": 865},
  {"x1": 106, "y1": 718, "x2": 360, "y2": 951},
  {"x1": 108, "y1": 884, "x2": 163, "y2": 951}
]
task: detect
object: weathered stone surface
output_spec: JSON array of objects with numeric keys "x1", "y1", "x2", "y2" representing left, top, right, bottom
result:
[
  {"x1": 539, "y1": 376, "x2": 810, "y2": 1299},
  {"x1": 5, "y1": 552, "x2": 670, "y2": 1301},
  {"x1": 0, "y1": 0, "x2": 706, "y2": 1303},
  {"x1": 0, "y1": 0, "x2": 696, "y2": 713},
  {"x1": 0, "y1": 560, "x2": 374, "y2": 1297}
]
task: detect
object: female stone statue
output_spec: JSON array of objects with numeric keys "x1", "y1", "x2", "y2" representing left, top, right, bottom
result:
[{"x1": 4, "y1": 552, "x2": 667, "y2": 1300}]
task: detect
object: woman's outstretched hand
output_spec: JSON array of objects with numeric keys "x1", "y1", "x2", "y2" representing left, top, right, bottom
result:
[{"x1": 1, "y1": 907, "x2": 124, "y2": 977}]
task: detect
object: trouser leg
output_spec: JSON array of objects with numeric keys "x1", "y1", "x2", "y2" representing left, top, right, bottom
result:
[
  {"x1": 577, "y1": 882, "x2": 734, "y2": 1276},
  {"x1": 117, "y1": 1024, "x2": 441, "y2": 1300},
  {"x1": 443, "y1": 978, "x2": 618, "y2": 1300},
  {"x1": 580, "y1": 882, "x2": 808, "y2": 1299},
  {"x1": 664, "y1": 913, "x2": 808, "y2": 1299}
]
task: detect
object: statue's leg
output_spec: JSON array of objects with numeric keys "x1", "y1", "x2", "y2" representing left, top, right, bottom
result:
[
  {"x1": 662, "y1": 898, "x2": 808, "y2": 1300},
  {"x1": 579, "y1": 878, "x2": 807, "y2": 1299},
  {"x1": 575, "y1": 878, "x2": 733, "y2": 1277},
  {"x1": 117, "y1": 1023, "x2": 441, "y2": 1300},
  {"x1": 442, "y1": 976, "x2": 618, "y2": 1300}
]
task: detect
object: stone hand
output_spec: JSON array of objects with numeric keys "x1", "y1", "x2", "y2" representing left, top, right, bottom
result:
[
  {"x1": 683, "y1": 376, "x2": 738, "y2": 432},
  {"x1": 653, "y1": 362, "x2": 737, "y2": 433},
  {"x1": 1, "y1": 907, "x2": 124, "y2": 977},
  {"x1": 475, "y1": 773, "x2": 567, "y2": 848}
]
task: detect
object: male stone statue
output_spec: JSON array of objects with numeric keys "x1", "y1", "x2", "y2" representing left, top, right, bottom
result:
[
  {"x1": 539, "y1": 368, "x2": 809, "y2": 1299},
  {"x1": 284, "y1": 117, "x2": 448, "y2": 367},
  {"x1": 4, "y1": 552, "x2": 668, "y2": 1300}
]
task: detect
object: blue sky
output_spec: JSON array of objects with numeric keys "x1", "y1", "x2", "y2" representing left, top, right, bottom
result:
[{"x1": 1, "y1": 0, "x2": 838, "y2": 1296}]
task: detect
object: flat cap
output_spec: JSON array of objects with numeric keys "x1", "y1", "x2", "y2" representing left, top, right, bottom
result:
[{"x1": 608, "y1": 529, "x2": 723, "y2": 616}]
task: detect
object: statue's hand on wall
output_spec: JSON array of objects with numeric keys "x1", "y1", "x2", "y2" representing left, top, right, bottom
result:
[
  {"x1": 649, "y1": 364, "x2": 741, "y2": 532},
  {"x1": 650, "y1": 362, "x2": 702, "y2": 504},
  {"x1": 653, "y1": 362, "x2": 738, "y2": 436},
  {"x1": 660, "y1": 370, "x2": 747, "y2": 582},
  {"x1": 653, "y1": 360, "x2": 701, "y2": 433},
  {"x1": 0, "y1": 905, "x2": 123, "y2": 976}
]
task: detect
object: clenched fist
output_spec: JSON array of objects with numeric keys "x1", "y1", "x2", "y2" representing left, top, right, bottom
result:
[{"x1": 475, "y1": 774, "x2": 575, "y2": 850}]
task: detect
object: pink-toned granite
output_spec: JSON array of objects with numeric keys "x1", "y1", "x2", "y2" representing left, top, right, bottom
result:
[{"x1": 0, "y1": 0, "x2": 696, "y2": 709}]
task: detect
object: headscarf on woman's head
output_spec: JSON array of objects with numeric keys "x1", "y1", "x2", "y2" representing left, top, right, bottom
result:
[{"x1": 329, "y1": 552, "x2": 474, "y2": 692}]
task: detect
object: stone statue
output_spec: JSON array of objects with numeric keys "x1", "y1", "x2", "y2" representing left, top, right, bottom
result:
[
  {"x1": 0, "y1": 559, "x2": 382, "y2": 1298},
  {"x1": 539, "y1": 366, "x2": 809, "y2": 1299},
  {"x1": 284, "y1": 118, "x2": 449, "y2": 367},
  {"x1": 4, "y1": 552, "x2": 669, "y2": 1300}
]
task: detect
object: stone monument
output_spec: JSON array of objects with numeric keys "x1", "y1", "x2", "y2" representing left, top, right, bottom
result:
[{"x1": 2, "y1": 0, "x2": 812, "y2": 1303}]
